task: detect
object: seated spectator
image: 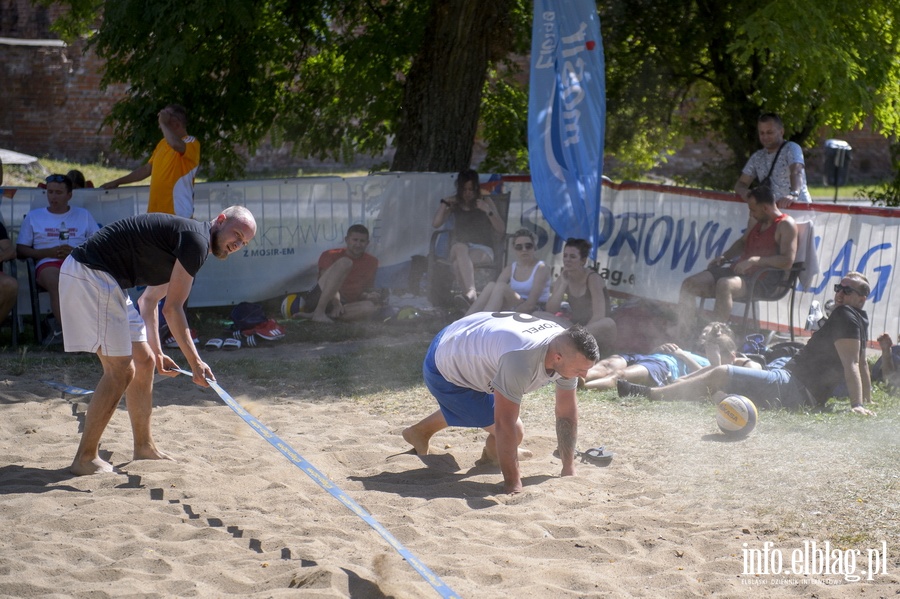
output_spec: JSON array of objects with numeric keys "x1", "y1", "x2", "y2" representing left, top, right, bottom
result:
[
  {"x1": 16, "y1": 174, "x2": 99, "y2": 343},
  {"x1": 465, "y1": 228, "x2": 550, "y2": 316},
  {"x1": 677, "y1": 185, "x2": 797, "y2": 340},
  {"x1": 538, "y1": 237, "x2": 616, "y2": 356},
  {"x1": 66, "y1": 169, "x2": 94, "y2": 189},
  {"x1": 296, "y1": 224, "x2": 383, "y2": 323},
  {"x1": 431, "y1": 169, "x2": 505, "y2": 305},
  {"x1": 620, "y1": 273, "x2": 876, "y2": 416},
  {"x1": 0, "y1": 219, "x2": 17, "y2": 327}
]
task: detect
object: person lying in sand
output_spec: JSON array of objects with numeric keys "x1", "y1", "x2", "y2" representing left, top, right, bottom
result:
[
  {"x1": 618, "y1": 273, "x2": 876, "y2": 416},
  {"x1": 402, "y1": 312, "x2": 599, "y2": 494},
  {"x1": 581, "y1": 322, "x2": 758, "y2": 392}
]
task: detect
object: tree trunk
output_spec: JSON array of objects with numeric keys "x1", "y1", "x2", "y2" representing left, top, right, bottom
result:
[{"x1": 391, "y1": 0, "x2": 512, "y2": 172}]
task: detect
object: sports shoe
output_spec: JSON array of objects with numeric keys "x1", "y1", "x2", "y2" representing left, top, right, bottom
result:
[
  {"x1": 616, "y1": 379, "x2": 651, "y2": 398},
  {"x1": 163, "y1": 328, "x2": 200, "y2": 349},
  {"x1": 249, "y1": 319, "x2": 286, "y2": 341},
  {"x1": 42, "y1": 330, "x2": 63, "y2": 348}
]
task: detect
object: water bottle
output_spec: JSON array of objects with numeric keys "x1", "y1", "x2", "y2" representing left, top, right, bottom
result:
[{"x1": 805, "y1": 300, "x2": 822, "y2": 331}]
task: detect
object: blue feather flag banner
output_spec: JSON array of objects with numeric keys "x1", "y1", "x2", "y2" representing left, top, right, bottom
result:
[{"x1": 528, "y1": 0, "x2": 606, "y2": 255}]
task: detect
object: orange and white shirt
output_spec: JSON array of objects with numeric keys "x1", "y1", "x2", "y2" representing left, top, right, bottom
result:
[{"x1": 147, "y1": 136, "x2": 200, "y2": 218}]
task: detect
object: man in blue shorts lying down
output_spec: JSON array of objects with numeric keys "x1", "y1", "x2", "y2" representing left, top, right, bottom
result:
[
  {"x1": 402, "y1": 311, "x2": 600, "y2": 495},
  {"x1": 619, "y1": 272, "x2": 876, "y2": 416}
]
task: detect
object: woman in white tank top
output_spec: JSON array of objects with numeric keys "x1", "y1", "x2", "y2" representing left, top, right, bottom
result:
[{"x1": 465, "y1": 229, "x2": 551, "y2": 316}]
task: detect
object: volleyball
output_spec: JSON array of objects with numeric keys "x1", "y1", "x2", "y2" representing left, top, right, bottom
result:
[
  {"x1": 280, "y1": 293, "x2": 304, "y2": 318},
  {"x1": 716, "y1": 394, "x2": 758, "y2": 437}
]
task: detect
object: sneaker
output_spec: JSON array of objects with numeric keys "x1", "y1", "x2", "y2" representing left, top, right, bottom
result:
[
  {"x1": 163, "y1": 328, "x2": 200, "y2": 349},
  {"x1": 163, "y1": 333, "x2": 179, "y2": 349},
  {"x1": 616, "y1": 379, "x2": 651, "y2": 398},
  {"x1": 251, "y1": 319, "x2": 285, "y2": 341},
  {"x1": 42, "y1": 330, "x2": 63, "y2": 348}
]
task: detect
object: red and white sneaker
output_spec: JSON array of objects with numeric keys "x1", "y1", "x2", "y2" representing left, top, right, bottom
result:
[{"x1": 251, "y1": 319, "x2": 286, "y2": 341}]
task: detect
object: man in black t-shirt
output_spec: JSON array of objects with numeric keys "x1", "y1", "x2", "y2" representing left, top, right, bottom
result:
[
  {"x1": 59, "y1": 206, "x2": 257, "y2": 475},
  {"x1": 621, "y1": 272, "x2": 875, "y2": 416}
]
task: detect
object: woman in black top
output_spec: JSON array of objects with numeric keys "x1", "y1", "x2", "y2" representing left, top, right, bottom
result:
[{"x1": 432, "y1": 169, "x2": 505, "y2": 304}]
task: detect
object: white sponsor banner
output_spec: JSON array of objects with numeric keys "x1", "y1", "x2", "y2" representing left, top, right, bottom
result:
[{"x1": 2, "y1": 176, "x2": 898, "y2": 341}]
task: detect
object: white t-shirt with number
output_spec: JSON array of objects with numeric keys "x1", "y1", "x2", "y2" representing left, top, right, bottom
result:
[
  {"x1": 434, "y1": 311, "x2": 578, "y2": 404},
  {"x1": 18, "y1": 206, "x2": 100, "y2": 268}
]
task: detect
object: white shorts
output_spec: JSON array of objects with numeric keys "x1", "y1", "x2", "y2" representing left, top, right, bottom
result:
[{"x1": 59, "y1": 257, "x2": 147, "y2": 356}]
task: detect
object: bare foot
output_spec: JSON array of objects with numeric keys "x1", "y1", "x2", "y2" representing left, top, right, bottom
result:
[
  {"x1": 133, "y1": 444, "x2": 174, "y2": 461},
  {"x1": 475, "y1": 447, "x2": 533, "y2": 467},
  {"x1": 402, "y1": 426, "x2": 432, "y2": 455},
  {"x1": 70, "y1": 456, "x2": 114, "y2": 476}
]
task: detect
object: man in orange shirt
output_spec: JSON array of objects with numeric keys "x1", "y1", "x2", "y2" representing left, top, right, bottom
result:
[
  {"x1": 102, "y1": 105, "x2": 202, "y2": 348},
  {"x1": 101, "y1": 104, "x2": 200, "y2": 218}
]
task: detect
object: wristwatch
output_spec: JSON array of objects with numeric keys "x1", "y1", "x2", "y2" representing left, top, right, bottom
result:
[{"x1": 788, "y1": 190, "x2": 799, "y2": 199}]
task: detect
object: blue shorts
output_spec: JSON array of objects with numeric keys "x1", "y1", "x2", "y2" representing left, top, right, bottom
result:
[
  {"x1": 619, "y1": 353, "x2": 675, "y2": 386},
  {"x1": 423, "y1": 328, "x2": 495, "y2": 428},
  {"x1": 723, "y1": 364, "x2": 813, "y2": 410}
]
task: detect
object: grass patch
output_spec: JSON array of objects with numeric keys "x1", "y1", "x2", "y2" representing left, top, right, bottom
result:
[{"x1": 2, "y1": 157, "x2": 373, "y2": 188}]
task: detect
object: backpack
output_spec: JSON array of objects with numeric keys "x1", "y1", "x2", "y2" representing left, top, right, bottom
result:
[{"x1": 764, "y1": 341, "x2": 804, "y2": 362}]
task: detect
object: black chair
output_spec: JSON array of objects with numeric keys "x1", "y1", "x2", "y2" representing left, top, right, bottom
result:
[
  {"x1": 699, "y1": 222, "x2": 812, "y2": 341},
  {"x1": 1, "y1": 259, "x2": 18, "y2": 349},
  {"x1": 427, "y1": 193, "x2": 511, "y2": 308},
  {"x1": 23, "y1": 257, "x2": 51, "y2": 345},
  {"x1": 736, "y1": 261, "x2": 806, "y2": 341},
  {"x1": 736, "y1": 220, "x2": 815, "y2": 341}
]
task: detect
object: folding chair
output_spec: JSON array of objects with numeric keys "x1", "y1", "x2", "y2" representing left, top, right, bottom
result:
[
  {"x1": 733, "y1": 221, "x2": 814, "y2": 341},
  {"x1": 23, "y1": 257, "x2": 52, "y2": 345},
  {"x1": 427, "y1": 193, "x2": 511, "y2": 307},
  {"x1": 1, "y1": 259, "x2": 18, "y2": 349}
]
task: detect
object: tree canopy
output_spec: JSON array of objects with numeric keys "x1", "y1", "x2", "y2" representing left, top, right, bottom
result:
[
  {"x1": 44, "y1": 0, "x2": 900, "y2": 187},
  {"x1": 599, "y1": 0, "x2": 900, "y2": 187},
  {"x1": 46, "y1": 0, "x2": 529, "y2": 179}
]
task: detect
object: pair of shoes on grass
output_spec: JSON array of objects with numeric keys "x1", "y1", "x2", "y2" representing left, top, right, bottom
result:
[{"x1": 205, "y1": 337, "x2": 241, "y2": 351}]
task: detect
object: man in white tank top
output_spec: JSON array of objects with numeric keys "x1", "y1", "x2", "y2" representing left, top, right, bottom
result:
[{"x1": 403, "y1": 311, "x2": 599, "y2": 494}]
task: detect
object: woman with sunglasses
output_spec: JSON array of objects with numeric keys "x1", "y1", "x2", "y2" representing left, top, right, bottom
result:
[
  {"x1": 465, "y1": 229, "x2": 550, "y2": 315},
  {"x1": 540, "y1": 238, "x2": 616, "y2": 356}
]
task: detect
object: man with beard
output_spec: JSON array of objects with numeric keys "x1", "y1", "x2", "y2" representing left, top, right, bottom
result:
[{"x1": 58, "y1": 207, "x2": 257, "y2": 475}]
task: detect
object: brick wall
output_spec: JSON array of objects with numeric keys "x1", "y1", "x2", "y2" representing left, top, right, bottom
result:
[
  {"x1": 650, "y1": 127, "x2": 893, "y2": 186},
  {"x1": 0, "y1": 38, "x2": 129, "y2": 164}
]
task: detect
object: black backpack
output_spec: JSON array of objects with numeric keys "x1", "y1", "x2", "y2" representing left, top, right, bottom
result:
[{"x1": 230, "y1": 302, "x2": 267, "y2": 332}]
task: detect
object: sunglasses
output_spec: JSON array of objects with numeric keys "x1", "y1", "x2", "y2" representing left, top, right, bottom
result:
[
  {"x1": 834, "y1": 284, "x2": 862, "y2": 296},
  {"x1": 514, "y1": 243, "x2": 534, "y2": 251},
  {"x1": 46, "y1": 174, "x2": 67, "y2": 183}
]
